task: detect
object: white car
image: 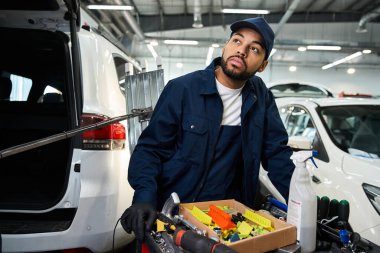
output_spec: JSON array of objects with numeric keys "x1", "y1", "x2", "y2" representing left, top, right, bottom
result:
[
  {"x1": 0, "y1": 1, "x2": 160, "y2": 252},
  {"x1": 261, "y1": 97, "x2": 380, "y2": 245},
  {"x1": 268, "y1": 82, "x2": 334, "y2": 98}
]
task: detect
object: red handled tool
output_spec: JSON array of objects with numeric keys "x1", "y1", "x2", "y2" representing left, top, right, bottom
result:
[{"x1": 173, "y1": 228, "x2": 237, "y2": 253}]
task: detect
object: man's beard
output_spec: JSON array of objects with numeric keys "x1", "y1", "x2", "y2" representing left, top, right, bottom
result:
[{"x1": 220, "y1": 55, "x2": 257, "y2": 81}]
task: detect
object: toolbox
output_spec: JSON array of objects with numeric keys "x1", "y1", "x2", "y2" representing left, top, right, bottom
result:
[{"x1": 180, "y1": 199, "x2": 297, "y2": 253}]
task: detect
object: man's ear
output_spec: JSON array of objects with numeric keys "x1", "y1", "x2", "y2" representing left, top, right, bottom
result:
[{"x1": 257, "y1": 60, "x2": 269, "y2": 72}]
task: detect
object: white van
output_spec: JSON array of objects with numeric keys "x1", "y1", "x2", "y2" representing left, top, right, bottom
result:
[{"x1": 0, "y1": 1, "x2": 157, "y2": 252}]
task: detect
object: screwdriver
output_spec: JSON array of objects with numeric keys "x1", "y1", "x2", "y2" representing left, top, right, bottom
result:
[
  {"x1": 173, "y1": 228, "x2": 237, "y2": 253},
  {"x1": 318, "y1": 196, "x2": 330, "y2": 221},
  {"x1": 328, "y1": 199, "x2": 339, "y2": 219},
  {"x1": 338, "y1": 200, "x2": 350, "y2": 228},
  {"x1": 328, "y1": 199, "x2": 340, "y2": 227}
]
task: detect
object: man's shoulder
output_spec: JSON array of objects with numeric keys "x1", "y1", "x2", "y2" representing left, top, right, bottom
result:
[
  {"x1": 249, "y1": 76, "x2": 269, "y2": 93},
  {"x1": 249, "y1": 75, "x2": 265, "y2": 87}
]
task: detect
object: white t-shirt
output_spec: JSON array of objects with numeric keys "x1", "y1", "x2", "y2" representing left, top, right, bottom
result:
[{"x1": 216, "y1": 78, "x2": 244, "y2": 126}]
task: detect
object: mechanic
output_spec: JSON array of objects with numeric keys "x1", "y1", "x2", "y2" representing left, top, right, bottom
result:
[{"x1": 121, "y1": 17, "x2": 295, "y2": 244}]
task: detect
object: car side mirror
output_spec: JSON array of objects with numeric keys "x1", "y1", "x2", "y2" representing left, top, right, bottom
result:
[{"x1": 288, "y1": 136, "x2": 312, "y2": 150}]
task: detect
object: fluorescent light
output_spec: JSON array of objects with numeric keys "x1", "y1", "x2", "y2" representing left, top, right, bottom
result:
[
  {"x1": 322, "y1": 51, "x2": 363, "y2": 70},
  {"x1": 307, "y1": 45, "x2": 341, "y2": 51},
  {"x1": 146, "y1": 44, "x2": 158, "y2": 59},
  {"x1": 222, "y1": 8, "x2": 270, "y2": 14},
  {"x1": 176, "y1": 63, "x2": 183, "y2": 69},
  {"x1": 212, "y1": 44, "x2": 220, "y2": 48},
  {"x1": 345, "y1": 51, "x2": 363, "y2": 60},
  {"x1": 87, "y1": 5, "x2": 134, "y2": 10},
  {"x1": 192, "y1": 16, "x2": 204, "y2": 28},
  {"x1": 164, "y1": 40, "x2": 199, "y2": 45},
  {"x1": 298, "y1": 46, "x2": 307, "y2": 52},
  {"x1": 206, "y1": 47, "x2": 215, "y2": 66},
  {"x1": 347, "y1": 68, "x2": 356, "y2": 74},
  {"x1": 289, "y1": 66, "x2": 297, "y2": 72},
  {"x1": 362, "y1": 49, "x2": 371, "y2": 54},
  {"x1": 150, "y1": 40, "x2": 158, "y2": 46}
]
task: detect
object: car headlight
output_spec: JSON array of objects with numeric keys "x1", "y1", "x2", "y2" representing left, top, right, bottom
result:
[{"x1": 363, "y1": 183, "x2": 380, "y2": 215}]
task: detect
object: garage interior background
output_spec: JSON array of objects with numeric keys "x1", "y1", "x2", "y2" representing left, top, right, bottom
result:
[{"x1": 81, "y1": 0, "x2": 380, "y2": 96}]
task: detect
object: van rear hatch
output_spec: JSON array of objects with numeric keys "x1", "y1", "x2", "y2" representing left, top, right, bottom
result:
[
  {"x1": 0, "y1": 0, "x2": 81, "y2": 233},
  {"x1": 0, "y1": 0, "x2": 80, "y2": 32}
]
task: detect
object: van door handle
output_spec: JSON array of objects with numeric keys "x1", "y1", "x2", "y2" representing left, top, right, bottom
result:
[{"x1": 312, "y1": 175, "x2": 321, "y2": 184}]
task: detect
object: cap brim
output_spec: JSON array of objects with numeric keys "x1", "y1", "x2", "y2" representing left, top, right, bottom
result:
[{"x1": 230, "y1": 21, "x2": 263, "y2": 38}]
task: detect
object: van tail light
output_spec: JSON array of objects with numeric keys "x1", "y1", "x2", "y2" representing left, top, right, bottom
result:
[{"x1": 81, "y1": 113, "x2": 126, "y2": 150}]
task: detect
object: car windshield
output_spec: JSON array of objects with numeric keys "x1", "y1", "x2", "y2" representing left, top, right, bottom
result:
[
  {"x1": 270, "y1": 83, "x2": 333, "y2": 98},
  {"x1": 320, "y1": 105, "x2": 380, "y2": 158}
]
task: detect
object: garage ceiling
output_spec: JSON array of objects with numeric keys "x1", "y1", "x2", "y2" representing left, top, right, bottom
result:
[{"x1": 82, "y1": 0, "x2": 380, "y2": 68}]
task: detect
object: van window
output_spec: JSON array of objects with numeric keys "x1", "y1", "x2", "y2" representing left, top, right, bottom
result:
[
  {"x1": 43, "y1": 86, "x2": 62, "y2": 95},
  {"x1": 39, "y1": 85, "x2": 64, "y2": 103},
  {"x1": 9, "y1": 74, "x2": 32, "y2": 101},
  {"x1": 113, "y1": 56, "x2": 128, "y2": 95}
]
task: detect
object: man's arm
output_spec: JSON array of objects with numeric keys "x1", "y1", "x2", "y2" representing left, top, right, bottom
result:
[
  {"x1": 261, "y1": 89, "x2": 295, "y2": 202},
  {"x1": 128, "y1": 80, "x2": 182, "y2": 208}
]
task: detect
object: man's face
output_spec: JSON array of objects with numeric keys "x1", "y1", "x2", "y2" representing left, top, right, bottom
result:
[{"x1": 221, "y1": 28, "x2": 268, "y2": 81}]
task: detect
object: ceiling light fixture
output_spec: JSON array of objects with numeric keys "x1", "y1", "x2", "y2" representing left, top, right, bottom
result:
[
  {"x1": 150, "y1": 40, "x2": 159, "y2": 46},
  {"x1": 298, "y1": 46, "x2": 307, "y2": 52},
  {"x1": 221, "y1": 8, "x2": 270, "y2": 14},
  {"x1": 87, "y1": 5, "x2": 134, "y2": 10},
  {"x1": 322, "y1": 51, "x2": 363, "y2": 70},
  {"x1": 347, "y1": 68, "x2": 356, "y2": 74},
  {"x1": 362, "y1": 49, "x2": 372, "y2": 54},
  {"x1": 192, "y1": 0, "x2": 203, "y2": 28},
  {"x1": 192, "y1": 14, "x2": 203, "y2": 28},
  {"x1": 164, "y1": 40, "x2": 199, "y2": 45},
  {"x1": 205, "y1": 47, "x2": 215, "y2": 66},
  {"x1": 289, "y1": 66, "x2": 297, "y2": 72},
  {"x1": 307, "y1": 45, "x2": 341, "y2": 51},
  {"x1": 146, "y1": 44, "x2": 158, "y2": 59}
]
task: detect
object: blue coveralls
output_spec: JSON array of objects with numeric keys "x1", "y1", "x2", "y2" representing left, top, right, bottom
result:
[{"x1": 128, "y1": 57, "x2": 295, "y2": 209}]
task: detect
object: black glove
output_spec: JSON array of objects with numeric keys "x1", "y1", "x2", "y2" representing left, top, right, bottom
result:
[{"x1": 121, "y1": 203, "x2": 157, "y2": 243}]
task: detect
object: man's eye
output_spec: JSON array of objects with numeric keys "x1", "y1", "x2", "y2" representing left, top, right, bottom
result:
[
  {"x1": 250, "y1": 47, "x2": 259, "y2": 53},
  {"x1": 232, "y1": 39, "x2": 240, "y2": 44}
]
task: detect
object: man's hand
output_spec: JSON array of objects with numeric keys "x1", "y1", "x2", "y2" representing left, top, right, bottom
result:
[{"x1": 121, "y1": 203, "x2": 157, "y2": 243}]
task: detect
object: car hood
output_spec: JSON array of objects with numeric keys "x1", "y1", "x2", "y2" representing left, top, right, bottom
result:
[
  {"x1": 342, "y1": 154, "x2": 380, "y2": 185},
  {"x1": 0, "y1": 0, "x2": 80, "y2": 32}
]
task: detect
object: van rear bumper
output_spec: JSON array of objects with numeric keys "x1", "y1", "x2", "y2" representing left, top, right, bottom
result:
[{"x1": 2, "y1": 195, "x2": 135, "y2": 253}]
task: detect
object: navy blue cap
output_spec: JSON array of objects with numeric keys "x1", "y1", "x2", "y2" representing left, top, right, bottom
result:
[{"x1": 230, "y1": 17, "x2": 274, "y2": 59}]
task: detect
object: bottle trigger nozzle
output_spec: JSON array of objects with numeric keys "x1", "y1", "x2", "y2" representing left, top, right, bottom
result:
[
  {"x1": 310, "y1": 157, "x2": 318, "y2": 168},
  {"x1": 311, "y1": 151, "x2": 318, "y2": 168}
]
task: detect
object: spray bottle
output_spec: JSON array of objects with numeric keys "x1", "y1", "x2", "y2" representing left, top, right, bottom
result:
[{"x1": 287, "y1": 151, "x2": 318, "y2": 253}]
